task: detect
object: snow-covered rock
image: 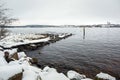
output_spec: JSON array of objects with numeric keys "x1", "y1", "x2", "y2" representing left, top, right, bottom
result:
[
  {"x1": 0, "y1": 52, "x2": 8, "y2": 66},
  {"x1": 59, "y1": 34, "x2": 66, "y2": 38},
  {"x1": 40, "y1": 66, "x2": 70, "y2": 80},
  {"x1": 22, "y1": 70, "x2": 41, "y2": 80},
  {"x1": 18, "y1": 57, "x2": 32, "y2": 65},
  {"x1": 81, "y1": 78, "x2": 93, "y2": 80},
  {"x1": 40, "y1": 72, "x2": 70, "y2": 80},
  {"x1": 9, "y1": 57, "x2": 32, "y2": 66},
  {"x1": 96, "y1": 72, "x2": 116, "y2": 80},
  {"x1": 18, "y1": 52, "x2": 27, "y2": 59},
  {"x1": 4, "y1": 48, "x2": 17, "y2": 54},
  {"x1": 0, "y1": 65, "x2": 23, "y2": 80},
  {"x1": 43, "y1": 66, "x2": 57, "y2": 72},
  {"x1": 58, "y1": 33, "x2": 71, "y2": 38},
  {"x1": 0, "y1": 47, "x2": 3, "y2": 50},
  {"x1": 22, "y1": 65, "x2": 42, "y2": 80},
  {"x1": 67, "y1": 70, "x2": 86, "y2": 80},
  {"x1": 9, "y1": 60, "x2": 20, "y2": 65},
  {"x1": 28, "y1": 66, "x2": 42, "y2": 73}
]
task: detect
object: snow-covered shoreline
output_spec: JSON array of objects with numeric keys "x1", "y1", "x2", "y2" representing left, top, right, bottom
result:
[
  {"x1": 0, "y1": 48, "x2": 116, "y2": 80},
  {"x1": 0, "y1": 33, "x2": 116, "y2": 80}
]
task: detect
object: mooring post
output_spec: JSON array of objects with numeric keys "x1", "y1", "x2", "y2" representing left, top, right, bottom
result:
[{"x1": 83, "y1": 27, "x2": 85, "y2": 39}]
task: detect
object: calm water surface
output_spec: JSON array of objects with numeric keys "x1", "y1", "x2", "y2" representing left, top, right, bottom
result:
[{"x1": 9, "y1": 28, "x2": 120, "y2": 79}]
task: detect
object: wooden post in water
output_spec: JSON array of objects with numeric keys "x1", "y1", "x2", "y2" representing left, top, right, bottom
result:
[{"x1": 83, "y1": 27, "x2": 85, "y2": 39}]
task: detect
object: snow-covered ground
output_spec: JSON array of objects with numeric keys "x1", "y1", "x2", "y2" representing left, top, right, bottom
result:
[{"x1": 0, "y1": 48, "x2": 116, "y2": 80}]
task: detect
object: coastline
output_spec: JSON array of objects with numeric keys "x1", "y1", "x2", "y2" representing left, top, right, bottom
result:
[{"x1": 0, "y1": 33, "x2": 117, "y2": 80}]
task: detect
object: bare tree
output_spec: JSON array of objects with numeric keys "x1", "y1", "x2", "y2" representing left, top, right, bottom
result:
[{"x1": 0, "y1": 3, "x2": 17, "y2": 39}]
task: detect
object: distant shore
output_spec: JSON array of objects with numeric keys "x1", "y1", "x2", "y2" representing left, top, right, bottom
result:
[{"x1": 3, "y1": 23, "x2": 120, "y2": 28}]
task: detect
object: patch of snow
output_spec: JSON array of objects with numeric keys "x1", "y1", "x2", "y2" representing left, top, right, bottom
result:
[
  {"x1": 58, "y1": 33, "x2": 67, "y2": 38},
  {"x1": 58, "y1": 33, "x2": 71, "y2": 38},
  {"x1": 0, "y1": 47, "x2": 3, "y2": 50},
  {"x1": 40, "y1": 72, "x2": 70, "y2": 80},
  {"x1": 18, "y1": 57, "x2": 31, "y2": 65},
  {"x1": 28, "y1": 37, "x2": 50, "y2": 44},
  {"x1": 0, "y1": 54, "x2": 8, "y2": 66},
  {"x1": 59, "y1": 34, "x2": 65, "y2": 38},
  {"x1": 22, "y1": 65, "x2": 42, "y2": 80},
  {"x1": 81, "y1": 78, "x2": 93, "y2": 80},
  {"x1": 28, "y1": 66, "x2": 42, "y2": 73},
  {"x1": 96, "y1": 72, "x2": 116, "y2": 80},
  {"x1": 0, "y1": 65, "x2": 22, "y2": 80},
  {"x1": 18, "y1": 52, "x2": 27, "y2": 59},
  {"x1": 9, "y1": 60, "x2": 20, "y2": 65},
  {"x1": 67, "y1": 70, "x2": 86, "y2": 80},
  {"x1": 22, "y1": 70, "x2": 40, "y2": 80},
  {"x1": 43, "y1": 66, "x2": 57, "y2": 73},
  {"x1": 40, "y1": 66, "x2": 70, "y2": 80}
]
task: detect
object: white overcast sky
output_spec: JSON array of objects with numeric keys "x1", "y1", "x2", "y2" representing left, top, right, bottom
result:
[{"x1": 3, "y1": 0, "x2": 120, "y2": 25}]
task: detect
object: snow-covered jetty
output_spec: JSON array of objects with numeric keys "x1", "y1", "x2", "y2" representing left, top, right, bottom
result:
[{"x1": 0, "y1": 33, "x2": 72, "y2": 51}]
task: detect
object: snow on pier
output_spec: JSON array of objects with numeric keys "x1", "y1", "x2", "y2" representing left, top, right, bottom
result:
[{"x1": 0, "y1": 33, "x2": 72, "y2": 49}]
